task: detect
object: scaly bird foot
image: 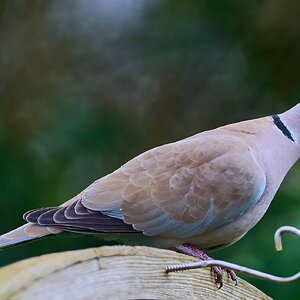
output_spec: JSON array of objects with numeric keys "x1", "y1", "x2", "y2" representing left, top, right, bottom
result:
[{"x1": 176, "y1": 243, "x2": 238, "y2": 288}]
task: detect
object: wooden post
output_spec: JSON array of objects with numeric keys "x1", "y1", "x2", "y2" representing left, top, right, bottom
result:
[{"x1": 0, "y1": 246, "x2": 272, "y2": 300}]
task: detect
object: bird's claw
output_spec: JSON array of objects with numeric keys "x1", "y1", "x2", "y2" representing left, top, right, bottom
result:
[
  {"x1": 175, "y1": 244, "x2": 239, "y2": 288},
  {"x1": 227, "y1": 269, "x2": 239, "y2": 286},
  {"x1": 211, "y1": 266, "x2": 238, "y2": 289},
  {"x1": 212, "y1": 265, "x2": 223, "y2": 289}
]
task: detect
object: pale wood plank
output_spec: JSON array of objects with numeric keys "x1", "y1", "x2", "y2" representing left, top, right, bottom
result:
[{"x1": 0, "y1": 246, "x2": 272, "y2": 300}]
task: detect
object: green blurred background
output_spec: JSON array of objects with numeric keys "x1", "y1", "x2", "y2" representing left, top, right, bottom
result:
[{"x1": 0, "y1": 1, "x2": 299, "y2": 298}]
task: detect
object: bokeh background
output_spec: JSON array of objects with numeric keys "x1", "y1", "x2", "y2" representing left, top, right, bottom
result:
[{"x1": 0, "y1": 1, "x2": 299, "y2": 298}]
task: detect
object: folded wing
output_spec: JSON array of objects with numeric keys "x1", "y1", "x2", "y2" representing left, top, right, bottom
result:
[{"x1": 81, "y1": 133, "x2": 266, "y2": 238}]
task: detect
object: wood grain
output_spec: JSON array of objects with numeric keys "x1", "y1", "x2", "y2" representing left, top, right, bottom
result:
[{"x1": 0, "y1": 246, "x2": 272, "y2": 300}]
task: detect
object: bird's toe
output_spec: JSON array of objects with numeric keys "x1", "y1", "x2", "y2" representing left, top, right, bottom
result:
[{"x1": 226, "y1": 269, "x2": 238, "y2": 285}]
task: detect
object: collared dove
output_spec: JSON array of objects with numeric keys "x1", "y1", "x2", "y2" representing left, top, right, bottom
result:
[{"x1": 1, "y1": 103, "x2": 300, "y2": 284}]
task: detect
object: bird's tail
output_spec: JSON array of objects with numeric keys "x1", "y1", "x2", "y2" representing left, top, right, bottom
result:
[{"x1": 0, "y1": 223, "x2": 61, "y2": 249}]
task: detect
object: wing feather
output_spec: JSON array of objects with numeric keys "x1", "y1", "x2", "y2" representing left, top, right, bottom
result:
[{"x1": 81, "y1": 133, "x2": 266, "y2": 238}]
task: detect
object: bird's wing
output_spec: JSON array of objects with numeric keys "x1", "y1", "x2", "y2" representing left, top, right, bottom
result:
[{"x1": 82, "y1": 133, "x2": 266, "y2": 238}]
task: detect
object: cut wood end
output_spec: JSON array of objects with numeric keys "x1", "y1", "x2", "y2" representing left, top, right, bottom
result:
[{"x1": 0, "y1": 245, "x2": 272, "y2": 300}]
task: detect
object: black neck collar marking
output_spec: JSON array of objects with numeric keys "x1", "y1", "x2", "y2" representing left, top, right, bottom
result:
[{"x1": 272, "y1": 114, "x2": 295, "y2": 142}]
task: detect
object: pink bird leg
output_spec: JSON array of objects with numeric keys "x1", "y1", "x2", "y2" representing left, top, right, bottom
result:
[{"x1": 176, "y1": 243, "x2": 238, "y2": 288}]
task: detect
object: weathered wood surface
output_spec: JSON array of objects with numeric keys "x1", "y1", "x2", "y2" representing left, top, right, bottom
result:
[{"x1": 0, "y1": 246, "x2": 272, "y2": 300}]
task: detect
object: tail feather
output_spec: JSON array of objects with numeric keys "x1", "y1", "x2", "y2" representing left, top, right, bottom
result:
[
  {"x1": 24, "y1": 200, "x2": 137, "y2": 233},
  {"x1": 1, "y1": 199, "x2": 138, "y2": 249},
  {"x1": 0, "y1": 223, "x2": 61, "y2": 249}
]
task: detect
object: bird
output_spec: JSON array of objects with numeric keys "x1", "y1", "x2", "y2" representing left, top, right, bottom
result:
[{"x1": 1, "y1": 103, "x2": 300, "y2": 286}]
